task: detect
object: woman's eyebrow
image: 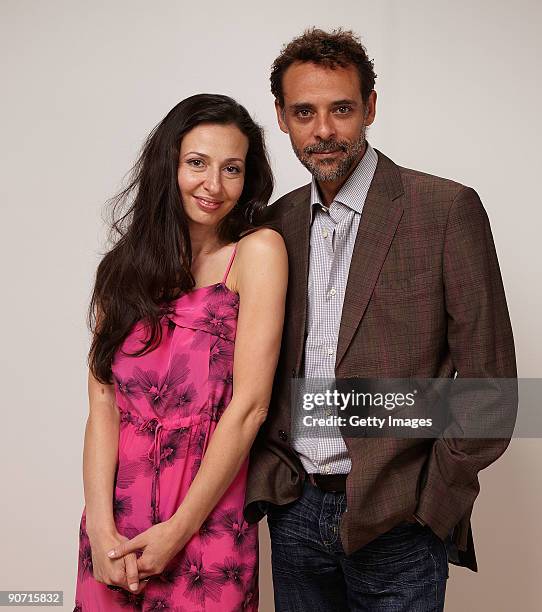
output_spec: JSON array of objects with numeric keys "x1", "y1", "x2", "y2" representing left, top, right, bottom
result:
[
  {"x1": 182, "y1": 151, "x2": 245, "y2": 163},
  {"x1": 183, "y1": 150, "x2": 209, "y2": 158}
]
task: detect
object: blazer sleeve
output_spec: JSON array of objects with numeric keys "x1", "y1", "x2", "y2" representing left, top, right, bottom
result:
[{"x1": 415, "y1": 186, "x2": 518, "y2": 540}]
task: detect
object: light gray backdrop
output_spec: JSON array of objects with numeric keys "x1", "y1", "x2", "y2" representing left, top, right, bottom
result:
[{"x1": 1, "y1": 1, "x2": 541, "y2": 610}]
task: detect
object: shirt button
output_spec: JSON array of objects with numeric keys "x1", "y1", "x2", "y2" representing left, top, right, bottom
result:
[
  {"x1": 278, "y1": 430, "x2": 288, "y2": 442},
  {"x1": 329, "y1": 288, "x2": 336, "y2": 297},
  {"x1": 324, "y1": 466, "x2": 331, "y2": 474},
  {"x1": 325, "y1": 409, "x2": 332, "y2": 416},
  {"x1": 322, "y1": 228, "x2": 329, "y2": 238},
  {"x1": 327, "y1": 348, "x2": 334, "y2": 356}
]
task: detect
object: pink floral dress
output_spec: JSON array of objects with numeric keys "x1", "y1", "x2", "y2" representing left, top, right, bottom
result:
[{"x1": 75, "y1": 244, "x2": 258, "y2": 611}]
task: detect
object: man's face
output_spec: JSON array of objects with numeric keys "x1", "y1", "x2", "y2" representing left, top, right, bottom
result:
[{"x1": 276, "y1": 61, "x2": 376, "y2": 182}]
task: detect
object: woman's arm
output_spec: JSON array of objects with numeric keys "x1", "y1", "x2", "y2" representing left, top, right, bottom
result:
[
  {"x1": 107, "y1": 228, "x2": 288, "y2": 577},
  {"x1": 83, "y1": 371, "x2": 120, "y2": 537},
  {"x1": 171, "y1": 228, "x2": 287, "y2": 531},
  {"x1": 84, "y1": 365, "x2": 142, "y2": 592}
]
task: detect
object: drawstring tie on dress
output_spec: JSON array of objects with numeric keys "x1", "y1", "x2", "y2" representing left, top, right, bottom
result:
[{"x1": 137, "y1": 418, "x2": 163, "y2": 524}]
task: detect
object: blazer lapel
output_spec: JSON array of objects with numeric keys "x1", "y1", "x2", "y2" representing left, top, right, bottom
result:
[
  {"x1": 281, "y1": 185, "x2": 311, "y2": 374},
  {"x1": 335, "y1": 151, "x2": 405, "y2": 369}
]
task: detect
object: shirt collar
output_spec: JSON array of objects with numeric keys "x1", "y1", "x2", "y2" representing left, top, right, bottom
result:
[{"x1": 310, "y1": 141, "x2": 378, "y2": 221}]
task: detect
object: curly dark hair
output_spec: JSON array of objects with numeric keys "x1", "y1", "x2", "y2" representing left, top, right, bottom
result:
[{"x1": 270, "y1": 28, "x2": 376, "y2": 106}]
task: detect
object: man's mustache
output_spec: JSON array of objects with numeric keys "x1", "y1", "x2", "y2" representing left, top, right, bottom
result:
[{"x1": 304, "y1": 140, "x2": 348, "y2": 155}]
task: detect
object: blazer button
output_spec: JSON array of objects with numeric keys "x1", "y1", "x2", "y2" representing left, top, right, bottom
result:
[{"x1": 278, "y1": 430, "x2": 288, "y2": 442}]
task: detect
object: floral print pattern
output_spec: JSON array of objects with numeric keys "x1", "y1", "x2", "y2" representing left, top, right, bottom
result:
[{"x1": 74, "y1": 246, "x2": 258, "y2": 610}]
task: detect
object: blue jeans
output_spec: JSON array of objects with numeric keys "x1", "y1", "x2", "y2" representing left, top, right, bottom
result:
[{"x1": 267, "y1": 481, "x2": 448, "y2": 612}]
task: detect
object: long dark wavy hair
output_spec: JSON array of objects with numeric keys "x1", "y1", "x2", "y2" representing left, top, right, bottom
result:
[{"x1": 89, "y1": 94, "x2": 274, "y2": 383}]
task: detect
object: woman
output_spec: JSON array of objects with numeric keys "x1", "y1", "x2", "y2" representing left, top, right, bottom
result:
[{"x1": 74, "y1": 94, "x2": 287, "y2": 611}]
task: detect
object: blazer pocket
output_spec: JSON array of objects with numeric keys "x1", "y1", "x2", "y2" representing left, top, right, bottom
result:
[{"x1": 374, "y1": 269, "x2": 436, "y2": 294}]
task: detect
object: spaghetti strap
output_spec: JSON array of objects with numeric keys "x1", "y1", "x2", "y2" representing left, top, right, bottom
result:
[{"x1": 222, "y1": 242, "x2": 238, "y2": 284}]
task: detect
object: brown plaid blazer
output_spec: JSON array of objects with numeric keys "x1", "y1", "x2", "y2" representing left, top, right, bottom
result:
[{"x1": 244, "y1": 149, "x2": 517, "y2": 572}]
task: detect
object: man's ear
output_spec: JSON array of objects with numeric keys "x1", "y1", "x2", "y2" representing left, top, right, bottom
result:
[
  {"x1": 275, "y1": 100, "x2": 289, "y2": 134},
  {"x1": 364, "y1": 90, "x2": 377, "y2": 127}
]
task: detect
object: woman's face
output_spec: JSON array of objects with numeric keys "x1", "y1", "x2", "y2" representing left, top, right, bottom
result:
[{"x1": 178, "y1": 123, "x2": 249, "y2": 230}]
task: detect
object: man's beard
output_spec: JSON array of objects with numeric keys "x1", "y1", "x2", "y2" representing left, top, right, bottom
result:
[{"x1": 291, "y1": 127, "x2": 366, "y2": 182}]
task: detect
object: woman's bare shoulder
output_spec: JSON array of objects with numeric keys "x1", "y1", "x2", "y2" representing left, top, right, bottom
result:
[
  {"x1": 234, "y1": 228, "x2": 287, "y2": 288},
  {"x1": 237, "y1": 226, "x2": 285, "y2": 253}
]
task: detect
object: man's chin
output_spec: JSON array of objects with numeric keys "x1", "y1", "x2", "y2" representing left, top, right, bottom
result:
[
  {"x1": 312, "y1": 160, "x2": 351, "y2": 181},
  {"x1": 307, "y1": 159, "x2": 340, "y2": 174},
  {"x1": 315, "y1": 157, "x2": 340, "y2": 166}
]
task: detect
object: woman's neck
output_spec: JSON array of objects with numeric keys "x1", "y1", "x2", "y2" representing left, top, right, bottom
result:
[{"x1": 189, "y1": 224, "x2": 223, "y2": 260}]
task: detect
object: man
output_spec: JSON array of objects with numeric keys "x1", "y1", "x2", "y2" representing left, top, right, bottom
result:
[{"x1": 245, "y1": 28, "x2": 516, "y2": 611}]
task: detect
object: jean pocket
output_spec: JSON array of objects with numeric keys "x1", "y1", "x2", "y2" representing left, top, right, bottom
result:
[
  {"x1": 266, "y1": 501, "x2": 292, "y2": 523},
  {"x1": 385, "y1": 520, "x2": 425, "y2": 534},
  {"x1": 426, "y1": 529, "x2": 450, "y2": 580}
]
